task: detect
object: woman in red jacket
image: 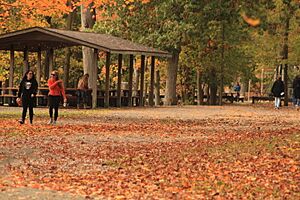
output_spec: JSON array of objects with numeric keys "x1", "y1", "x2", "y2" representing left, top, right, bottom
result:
[{"x1": 48, "y1": 70, "x2": 67, "y2": 125}]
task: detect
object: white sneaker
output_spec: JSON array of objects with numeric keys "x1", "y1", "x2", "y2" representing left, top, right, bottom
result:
[
  {"x1": 53, "y1": 121, "x2": 56, "y2": 125},
  {"x1": 48, "y1": 119, "x2": 53, "y2": 125}
]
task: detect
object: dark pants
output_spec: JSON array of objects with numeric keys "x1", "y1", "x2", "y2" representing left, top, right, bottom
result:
[
  {"x1": 21, "y1": 96, "x2": 34, "y2": 123},
  {"x1": 48, "y1": 95, "x2": 60, "y2": 121},
  {"x1": 77, "y1": 90, "x2": 88, "y2": 105}
]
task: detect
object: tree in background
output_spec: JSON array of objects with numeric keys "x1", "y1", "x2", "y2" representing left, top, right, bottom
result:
[{"x1": 1, "y1": 0, "x2": 300, "y2": 107}]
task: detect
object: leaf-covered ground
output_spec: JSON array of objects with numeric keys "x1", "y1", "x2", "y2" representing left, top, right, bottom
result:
[{"x1": 0, "y1": 105, "x2": 299, "y2": 199}]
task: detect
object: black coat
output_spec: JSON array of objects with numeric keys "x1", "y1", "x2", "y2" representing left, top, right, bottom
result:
[
  {"x1": 293, "y1": 77, "x2": 300, "y2": 99},
  {"x1": 17, "y1": 78, "x2": 38, "y2": 100},
  {"x1": 271, "y1": 80, "x2": 284, "y2": 97}
]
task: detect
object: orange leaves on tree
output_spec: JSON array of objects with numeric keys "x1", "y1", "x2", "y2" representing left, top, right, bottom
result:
[
  {"x1": 241, "y1": 12, "x2": 260, "y2": 27},
  {"x1": 0, "y1": 0, "x2": 71, "y2": 31}
]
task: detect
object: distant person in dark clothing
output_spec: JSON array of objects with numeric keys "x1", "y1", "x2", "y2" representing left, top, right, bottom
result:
[
  {"x1": 271, "y1": 76, "x2": 284, "y2": 109},
  {"x1": 293, "y1": 75, "x2": 300, "y2": 109},
  {"x1": 234, "y1": 82, "x2": 241, "y2": 101},
  {"x1": 16, "y1": 70, "x2": 38, "y2": 124}
]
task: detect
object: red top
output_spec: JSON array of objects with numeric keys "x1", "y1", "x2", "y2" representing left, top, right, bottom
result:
[{"x1": 48, "y1": 79, "x2": 66, "y2": 99}]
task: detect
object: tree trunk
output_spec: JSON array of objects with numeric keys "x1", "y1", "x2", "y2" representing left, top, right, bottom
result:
[
  {"x1": 81, "y1": 4, "x2": 96, "y2": 88},
  {"x1": 36, "y1": 50, "x2": 42, "y2": 87},
  {"x1": 92, "y1": 49, "x2": 98, "y2": 108},
  {"x1": 149, "y1": 56, "x2": 155, "y2": 107},
  {"x1": 205, "y1": 84, "x2": 210, "y2": 103},
  {"x1": 196, "y1": 70, "x2": 203, "y2": 105},
  {"x1": 44, "y1": 51, "x2": 49, "y2": 80},
  {"x1": 128, "y1": 55, "x2": 134, "y2": 107},
  {"x1": 48, "y1": 49, "x2": 54, "y2": 76},
  {"x1": 63, "y1": 0, "x2": 75, "y2": 88},
  {"x1": 139, "y1": 55, "x2": 145, "y2": 106},
  {"x1": 155, "y1": 70, "x2": 160, "y2": 106},
  {"x1": 133, "y1": 68, "x2": 140, "y2": 106},
  {"x1": 105, "y1": 52, "x2": 111, "y2": 108},
  {"x1": 81, "y1": 3, "x2": 96, "y2": 107},
  {"x1": 9, "y1": 48, "x2": 14, "y2": 94},
  {"x1": 165, "y1": 50, "x2": 180, "y2": 105},
  {"x1": 283, "y1": 15, "x2": 290, "y2": 106},
  {"x1": 219, "y1": 21, "x2": 225, "y2": 105},
  {"x1": 134, "y1": 68, "x2": 140, "y2": 95},
  {"x1": 44, "y1": 17, "x2": 53, "y2": 80},
  {"x1": 23, "y1": 48, "x2": 29, "y2": 76},
  {"x1": 64, "y1": 49, "x2": 71, "y2": 88},
  {"x1": 209, "y1": 67, "x2": 218, "y2": 105},
  {"x1": 117, "y1": 54, "x2": 122, "y2": 107}
]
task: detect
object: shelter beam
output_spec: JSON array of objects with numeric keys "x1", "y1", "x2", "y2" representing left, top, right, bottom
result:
[{"x1": 140, "y1": 55, "x2": 145, "y2": 106}]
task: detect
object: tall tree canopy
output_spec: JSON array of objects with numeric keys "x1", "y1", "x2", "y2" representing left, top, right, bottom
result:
[{"x1": 1, "y1": 0, "x2": 300, "y2": 105}]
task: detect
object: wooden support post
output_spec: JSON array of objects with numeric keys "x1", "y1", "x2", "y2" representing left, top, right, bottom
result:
[
  {"x1": 139, "y1": 55, "x2": 145, "y2": 106},
  {"x1": 92, "y1": 49, "x2": 98, "y2": 108},
  {"x1": 134, "y1": 68, "x2": 140, "y2": 106},
  {"x1": 37, "y1": 49, "x2": 42, "y2": 88},
  {"x1": 9, "y1": 47, "x2": 14, "y2": 94},
  {"x1": 44, "y1": 51, "x2": 49, "y2": 80},
  {"x1": 248, "y1": 79, "x2": 251, "y2": 102},
  {"x1": 105, "y1": 52, "x2": 111, "y2": 108},
  {"x1": 49, "y1": 48, "x2": 54, "y2": 75},
  {"x1": 260, "y1": 68, "x2": 264, "y2": 96},
  {"x1": 155, "y1": 70, "x2": 160, "y2": 106},
  {"x1": 128, "y1": 55, "x2": 134, "y2": 107},
  {"x1": 117, "y1": 54, "x2": 122, "y2": 107},
  {"x1": 23, "y1": 47, "x2": 29, "y2": 75},
  {"x1": 149, "y1": 56, "x2": 155, "y2": 107}
]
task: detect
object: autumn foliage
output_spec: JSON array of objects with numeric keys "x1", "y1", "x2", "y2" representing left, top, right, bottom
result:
[
  {"x1": 0, "y1": 0, "x2": 151, "y2": 32},
  {"x1": 0, "y1": 106, "x2": 299, "y2": 199}
]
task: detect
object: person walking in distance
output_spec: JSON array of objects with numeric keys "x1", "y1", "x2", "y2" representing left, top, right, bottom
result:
[
  {"x1": 16, "y1": 70, "x2": 38, "y2": 124},
  {"x1": 292, "y1": 75, "x2": 300, "y2": 110},
  {"x1": 234, "y1": 82, "x2": 241, "y2": 101},
  {"x1": 77, "y1": 73, "x2": 89, "y2": 109},
  {"x1": 271, "y1": 76, "x2": 284, "y2": 109},
  {"x1": 48, "y1": 71, "x2": 67, "y2": 125}
]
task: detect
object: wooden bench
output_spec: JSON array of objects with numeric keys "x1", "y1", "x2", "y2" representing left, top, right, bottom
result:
[
  {"x1": 252, "y1": 96, "x2": 274, "y2": 104},
  {"x1": 0, "y1": 94, "x2": 47, "y2": 106},
  {"x1": 0, "y1": 94, "x2": 18, "y2": 106},
  {"x1": 222, "y1": 93, "x2": 244, "y2": 103}
]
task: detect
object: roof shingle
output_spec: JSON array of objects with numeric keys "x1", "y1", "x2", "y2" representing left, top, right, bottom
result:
[{"x1": 0, "y1": 27, "x2": 171, "y2": 57}]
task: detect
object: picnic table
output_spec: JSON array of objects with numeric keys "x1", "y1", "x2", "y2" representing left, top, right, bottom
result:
[
  {"x1": 0, "y1": 87, "x2": 142, "y2": 107},
  {"x1": 0, "y1": 87, "x2": 46, "y2": 106},
  {"x1": 251, "y1": 96, "x2": 274, "y2": 104}
]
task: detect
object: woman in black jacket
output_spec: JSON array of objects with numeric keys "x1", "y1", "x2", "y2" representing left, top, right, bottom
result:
[
  {"x1": 16, "y1": 70, "x2": 38, "y2": 124},
  {"x1": 271, "y1": 76, "x2": 284, "y2": 109},
  {"x1": 293, "y1": 75, "x2": 300, "y2": 109}
]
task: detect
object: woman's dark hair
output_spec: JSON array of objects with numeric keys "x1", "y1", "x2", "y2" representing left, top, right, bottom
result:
[{"x1": 21, "y1": 70, "x2": 36, "y2": 82}]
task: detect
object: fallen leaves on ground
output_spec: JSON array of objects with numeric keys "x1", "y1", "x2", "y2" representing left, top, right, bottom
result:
[{"x1": 0, "y1": 105, "x2": 299, "y2": 199}]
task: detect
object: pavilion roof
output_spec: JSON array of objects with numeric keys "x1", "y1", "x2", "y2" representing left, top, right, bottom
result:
[{"x1": 0, "y1": 27, "x2": 171, "y2": 57}]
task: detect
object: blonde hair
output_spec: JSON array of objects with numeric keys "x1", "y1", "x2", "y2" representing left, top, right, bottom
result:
[
  {"x1": 78, "y1": 74, "x2": 89, "y2": 89},
  {"x1": 51, "y1": 70, "x2": 63, "y2": 88},
  {"x1": 51, "y1": 70, "x2": 59, "y2": 81}
]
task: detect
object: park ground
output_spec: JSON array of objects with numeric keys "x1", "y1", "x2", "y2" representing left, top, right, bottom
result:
[{"x1": 0, "y1": 104, "x2": 299, "y2": 199}]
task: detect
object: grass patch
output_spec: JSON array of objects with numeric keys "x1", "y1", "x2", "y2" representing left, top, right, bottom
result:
[{"x1": 0, "y1": 107, "x2": 112, "y2": 119}]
